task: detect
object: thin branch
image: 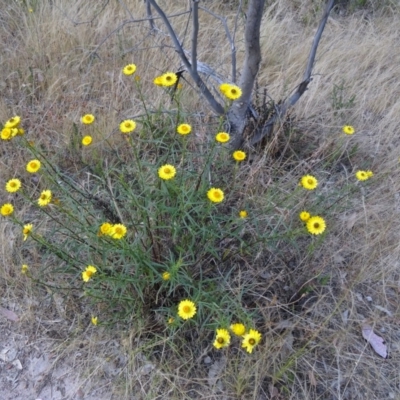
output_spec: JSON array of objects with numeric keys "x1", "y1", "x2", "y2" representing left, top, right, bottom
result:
[
  {"x1": 148, "y1": 0, "x2": 224, "y2": 115},
  {"x1": 191, "y1": 0, "x2": 200, "y2": 73},
  {"x1": 145, "y1": 0, "x2": 156, "y2": 31},
  {"x1": 248, "y1": 0, "x2": 336, "y2": 146},
  {"x1": 199, "y1": 5, "x2": 237, "y2": 83}
]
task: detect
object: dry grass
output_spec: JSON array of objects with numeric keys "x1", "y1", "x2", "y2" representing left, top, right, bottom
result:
[{"x1": 1, "y1": 0, "x2": 400, "y2": 399}]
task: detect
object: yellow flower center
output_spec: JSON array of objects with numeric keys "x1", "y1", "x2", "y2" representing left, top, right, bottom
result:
[
  {"x1": 249, "y1": 338, "x2": 255, "y2": 345},
  {"x1": 214, "y1": 192, "x2": 221, "y2": 199},
  {"x1": 231, "y1": 89, "x2": 237, "y2": 95},
  {"x1": 164, "y1": 168, "x2": 171, "y2": 174},
  {"x1": 40, "y1": 194, "x2": 47, "y2": 200},
  {"x1": 166, "y1": 76, "x2": 172, "y2": 82},
  {"x1": 314, "y1": 223, "x2": 320, "y2": 229},
  {"x1": 307, "y1": 179, "x2": 313, "y2": 185},
  {"x1": 124, "y1": 122, "x2": 132, "y2": 128},
  {"x1": 217, "y1": 337, "x2": 225, "y2": 344},
  {"x1": 87, "y1": 271, "x2": 94, "y2": 278},
  {"x1": 115, "y1": 227, "x2": 123, "y2": 235},
  {"x1": 183, "y1": 306, "x2": 191, "y2": 313}
]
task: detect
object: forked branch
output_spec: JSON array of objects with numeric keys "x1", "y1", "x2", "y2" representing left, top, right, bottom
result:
[{"x1": 248, "y1": 0, "x2": 336, "y2": 147}]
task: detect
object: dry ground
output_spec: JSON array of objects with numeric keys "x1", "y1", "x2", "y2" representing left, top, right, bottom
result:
[{"x1": 1, "y1": 0, "x2": 400, "y2": 399}]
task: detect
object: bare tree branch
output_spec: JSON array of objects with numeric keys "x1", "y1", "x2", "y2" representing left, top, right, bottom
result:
[
  {"x1": 191, "y1": 0, "x2": 199, "y2": 73},
  {"x1": 148, "y1": 0, "x2": 224, "y2": 115},
  {"x1": 248, "y1": 0, "x2": 336, "y2": 147},
  {"x1": 228, "y1": 0, "x2": 266, "y2": 148},
  {"x1": 199, "y1": 5, "x2": 237, "y2": 83},
  {"x1": 145, "y1": 0, "x2": 156, "y2": 31}
]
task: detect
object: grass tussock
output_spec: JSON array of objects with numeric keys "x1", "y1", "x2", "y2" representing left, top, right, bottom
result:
[{"x1": 1, "y1": 1, "x2": 400, "y2": 399}]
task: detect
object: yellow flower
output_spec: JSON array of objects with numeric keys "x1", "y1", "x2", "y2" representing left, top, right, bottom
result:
[
  {"x1": 82, "y1": 265, "x2": 97, "y2": 282},
  {"x1": 5, "y1": 116, "x2": 21, "y2": 129},
  {"x1": 110, "y1": 223, "x2": 127, "y2": 239},
  {"x1": 161, "y1": 72, "x2": 178, "y2": 87},
  {"x1": 21, "y1": 264, "x2": 29, "y2": 274},
  {"x1": 123, "y1": 64, "x2": 137, "y2": 75},
  {"x1": 82, "y1": 136, "x2": 92, "y2": 146},
  {"x1": 98, "y1": 222, "x2": 113, "y2": 236},
  {"x1": 23, "y1": 224, "x2": 33, "y2": 241},
  {"x1": 158, "y1": 164, "x2": 176, "y2": 180},
  {"x1": 356, "y1": 170, "x2": 371, "y2": 181},
  {"x1": 26, "y1": 159, "x2": 41, "y2": 173},
  {"x1": 233, "y1": 150, "x2": 246, "y2": 162},
  {"x1": 219, "y1": 83, "x2": 242, "y2": 100},
  {"x1": 207, "y1": 188, "x2": 224, "y2": 203},
  {"x1": 213, "y1": 329, "x2": 231, "y2": 349},
  {"x1": 177, "y1": 299, "x2": 197, "y2": 320},
  {"x1": 10, "y1": 128, "x2": 19, "y2": 137},
  {"x1": 1, "y1": 203, "x2": 14, "y2": 216},
  {"x1": 5, "y1": 178, "x2": 21, "y2": 193},
  {"x1": 119, "y1": 119, "x2": 136, "y2": 133},
  {"x1": 91, "y1": 316, "x2": 98, "y2": 326},
  {"x1": 177, "y1": 123, "x2": 191, "y2": 135},
  {"x1": 38, "y1": 190, "x2": 52, "y2": 207},
  {"x1": 239, "y1": 210, "x2": 248, "y2": 219},
  {"x1": 168, "y1": 317, "x2": 175, "y2": 324},
  {"x1": 241, "y1": 329, "x2": 262, "y2": 353},
  {"x1": 300, "y1": 175, "x2": 318, "y2": 190},
  {"x1": 17, "y1": 128, "x2": 24, "y2": 136},
  {"x1": 1, "y1": 128, "x2": 12, "y2": 140},
  {"x1": 230, "y1": 323, "x2": 246, "y2": 336},
  {"x1": 162, "y1": 271, "x2": 171, "y2": 281},
  {"x1": 81, "y1": 114, "x2": 95, "y2": 125},
  {"x1": 299, "y1": 211, "x2": 311, "y2": 222},
  {"x1": 342, "y1": 125, "x2": 355, "y2": 135},
  {"x1": 306, "y1": 216, "x2": 326, "y2": 235},
  {"x1": 215, "y1": 132, "x2": 230, "y2": 143},
  {"x1": 153, "y1": 76, "x2": 163, "y2": 86}
]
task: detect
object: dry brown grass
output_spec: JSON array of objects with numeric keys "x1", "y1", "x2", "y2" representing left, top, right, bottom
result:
[{"x1": 1, "y1": 0, "x2": 400, "y2": 399}]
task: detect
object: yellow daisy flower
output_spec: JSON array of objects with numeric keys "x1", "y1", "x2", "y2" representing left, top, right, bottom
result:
[
  {"x1": 219, "y1": 83, "x2": 242, "y2": 100},
  {"x1": 213, "y1": 328, "x2": 231, "y2": 349},
  {"x1": 299, "y1": 211, "x2": 311, "y2": 222},
  {"x1": 1, "y1": 128, "x2": 12, "y2": 140},
  {"x1": 355, "y1": 170, "x2": 370, "y2": 181},
  {"x1": 300, "y1": 175, "x2": 318, "y2": 190},
  {"x1": 21, "y1": 264, "x2": 29, "y2": 274},
  {"x1": 98, "y1": 222, "x2": 113, "y2": 236},
  {"x1": 23, "y1": 223, "x2": 33, "y2": 241},
  {"x1": 91, "y1": 316, "x2": 98, "y2": 326},
  {"x1": 233, "y1": 150, "x2": 246, "y2": 162},
  {"x1": 119, "y1": 119, "x2": 136, "y2": 133},
  {"x1": 153, "y1": 76, "x2": 163, "y2": 86},
  {"x1": 26, "y1": 159, "x2": 41, "y2": 173},
  {"x1": 342, "y1": 125, "x2": 355, "y2": 135},
  {"x1": 241, "y1": 329, "x2": 262, "y2": 353},
  {"x1": 123, "y1": 64, "x2": 137, "y2": 76},
  {"x1": 306, "y1": 216, "x2": 326, "y2": 235},
  {"x1": 110, "y1": 224, "x2": 127, "y2": 239},
  {"x1": 239, "y1": 210, "x2": 248, "y2": 219},
  {"x1": 1, "y1": 203, "x2": 14, "y2": 216},
  {"x1": 162, "y1": 271, "x2": 171, "y2": 281},
  {"x1": 81, "y1": 114, "x2": 95, "y2": 125},
  {"x1": 82, "y1": 265, "x2": 97, "y2": 282},
  {"x1": 215, "y1": 132, "x2": 230, "y2": 143},
  {"x1": 177, "y1": 123, "x2": 191, "y2": 135},
  {"x1": 161, "y1": 72, "x2": 178, "y2": 87},
  {"x1": 366, "y1": 170, "x2": 374, "y2": 177},
  {"x1": 230, "y1": 323, "x2": 246, "y2": 336},
  {"x1": 177, "y1": 299, "x2": 197, "y2": 320},
  {"x1": 207, "y1": 188, "x2": 224, "y2": 203},
  {"x1": 38, "y1": 190, "x2": 52, "y2": 207},
  {"x1": 5, "y1": 116, "x2": 21, "y2": 129},
  {"x1": 5, "y1": 178, "x2": 21, "y2": 193},
  {"x1": 158, "y1": 164, "x2": 176, "y2": 180},
  {"x1": 82, "y1": 136, "x2": 92, "y2": 146}
]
